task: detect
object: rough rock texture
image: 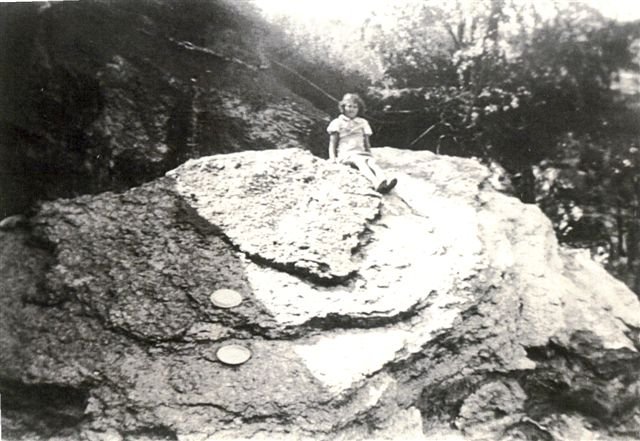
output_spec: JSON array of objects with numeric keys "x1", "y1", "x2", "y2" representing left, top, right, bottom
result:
[
  {"x1": 0, "y1": 0, "x2": 326, "y2": 217},
  {"x1": 1, "y1": 148, "x2": 639, "y2": 441}
]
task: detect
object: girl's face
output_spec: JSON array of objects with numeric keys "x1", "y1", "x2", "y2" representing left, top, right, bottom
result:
[{"x1": 344, "y1": 102, "x2": 359, "y2": 119}]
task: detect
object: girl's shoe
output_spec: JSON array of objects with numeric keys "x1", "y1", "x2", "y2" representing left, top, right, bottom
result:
[{"x1": 382, "y1": 178, "x2": 397, "y2": 193}]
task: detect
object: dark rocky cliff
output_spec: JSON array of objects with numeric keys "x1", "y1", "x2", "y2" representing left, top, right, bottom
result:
[{"x1": 0, "y1": 0, "x2": 325, "y2": 218}]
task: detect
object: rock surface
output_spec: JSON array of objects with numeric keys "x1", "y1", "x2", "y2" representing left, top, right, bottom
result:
[{"x1": 1, "y1": 148, "x2": 639, "y2": 441}]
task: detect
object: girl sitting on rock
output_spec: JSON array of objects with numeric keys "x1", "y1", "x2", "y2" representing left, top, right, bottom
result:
[{"x1": 327, "y1": 93, "x2": 397, "y2": 193}]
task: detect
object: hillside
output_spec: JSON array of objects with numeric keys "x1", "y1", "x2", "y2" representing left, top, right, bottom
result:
[{"x1": 0, "y1": 0, "x2": 326, "y2": 218}]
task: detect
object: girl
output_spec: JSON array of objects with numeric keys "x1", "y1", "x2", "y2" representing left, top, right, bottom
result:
[{"x1": 327, "y1": 93, "x2": 397, "y2": 193}]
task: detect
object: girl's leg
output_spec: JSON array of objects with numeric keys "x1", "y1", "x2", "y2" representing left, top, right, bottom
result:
[
  {"x1": 366, "y1": 158, "x2": 397, "y2": 193},
  {"x1": 350, "y1": 156, "x2": 382, "y2": 186},
  {"x1": 365, "y1": 158, "x2": 386, "y2": 180}
]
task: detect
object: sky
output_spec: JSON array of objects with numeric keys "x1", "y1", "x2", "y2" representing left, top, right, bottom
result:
[
  {"x1": 252, "y1": 0, "x2": 390, "y2": 24},
  {"x1": 252, "y1": 0, "x2": 640, "y2": 23},
  {"x1": 584, "y1": 0, "x2": 640, "y2": 21}
]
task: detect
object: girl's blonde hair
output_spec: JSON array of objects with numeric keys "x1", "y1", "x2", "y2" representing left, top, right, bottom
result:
[{"x1": 339, "y1": 93, "x2": 366, "y2": 115}]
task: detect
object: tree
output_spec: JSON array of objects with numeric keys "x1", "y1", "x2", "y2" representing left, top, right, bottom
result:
[{"x1": 362, "y1": 1, "x2": 636, "y2": 191}]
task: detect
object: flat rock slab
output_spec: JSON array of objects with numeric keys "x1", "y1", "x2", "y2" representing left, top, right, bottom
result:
[{"x1": 167, "y1": 149, "x2": 381, "y2": 284}]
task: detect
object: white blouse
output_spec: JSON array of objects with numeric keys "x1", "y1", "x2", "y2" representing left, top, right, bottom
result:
[{"x1": 327, "y1": 115, "x2": 373, "y2": 159}]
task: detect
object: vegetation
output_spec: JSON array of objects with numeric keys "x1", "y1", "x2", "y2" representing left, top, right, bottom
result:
[{"x1": 264, "y1": 0, "x2": 640, "y2": 294}]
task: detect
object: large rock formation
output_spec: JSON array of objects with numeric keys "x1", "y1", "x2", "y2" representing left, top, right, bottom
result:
[{"x1": 2, "y1": 148, "x2": 639, "y2": 441}]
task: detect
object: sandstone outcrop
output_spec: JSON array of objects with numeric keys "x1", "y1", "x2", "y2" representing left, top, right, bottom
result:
[{"x1": 1, "y1": 148, "x2": 639, "y2": 440}]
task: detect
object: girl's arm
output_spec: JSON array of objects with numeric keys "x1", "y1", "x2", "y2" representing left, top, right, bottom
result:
[
  {"x1": 363, "y1": 134, "x2": 372, "y2": 153},
  {"x1": 329, "y1": 133, "x2": 339, "y2": 162}
]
